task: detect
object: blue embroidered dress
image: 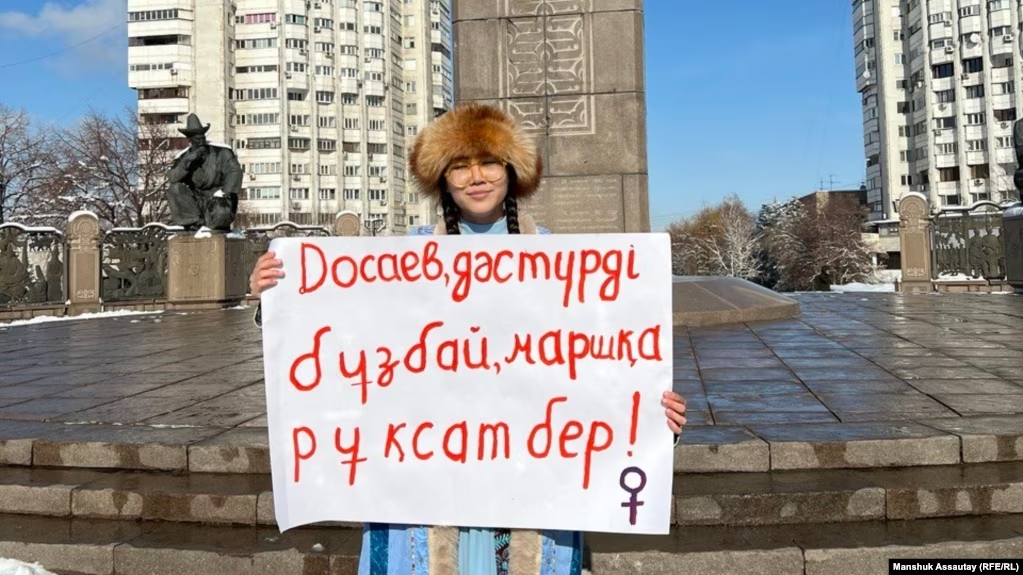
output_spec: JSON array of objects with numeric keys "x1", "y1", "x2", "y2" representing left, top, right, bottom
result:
[{"x1": 355, "y1": 218, "x2": 586, "y2": 575}]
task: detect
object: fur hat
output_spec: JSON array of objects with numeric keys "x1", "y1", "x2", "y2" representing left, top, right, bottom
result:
[{"x1": 409, "y1": 102, "x2": 542, "y2": 199}]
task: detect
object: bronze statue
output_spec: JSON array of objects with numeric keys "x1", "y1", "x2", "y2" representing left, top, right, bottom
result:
[{"x1": 167, "y1": 114, "x2": 243, "y2": 232}]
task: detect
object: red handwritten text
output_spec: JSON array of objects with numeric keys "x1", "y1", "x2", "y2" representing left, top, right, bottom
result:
[{"x1": 297, "y1": 241, "x2": 641, "y2": 307}]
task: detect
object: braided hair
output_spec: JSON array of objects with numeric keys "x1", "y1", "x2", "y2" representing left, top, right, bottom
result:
[{"x1": 440, "y1": 168, "x2": 521, "y2": 235}]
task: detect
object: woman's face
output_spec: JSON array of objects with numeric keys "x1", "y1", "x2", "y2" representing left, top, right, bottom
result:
[{"x1": 443, "y1": 157, "x2": 509, "y2": 224}]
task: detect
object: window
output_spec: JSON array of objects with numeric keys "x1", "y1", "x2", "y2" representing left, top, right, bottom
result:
[
  {"x1": 130, "y1": 9, "x2": 180, "y2": 21},
  {"x1": 993, "y1": 82, "x2": 1014, "y2": 95},
  {"x1": 318, "y1": 139, "x2": 337, "y2": 151},
  {"x1": 235, "y1": 38, "x2": 277, "y2": 49},
  {"x1": 316, "y1": 65, "x2": 335, "y2": 76},
  {"x1": 319, "y1": 116, "x2": 337, "y2": 128},
  {"x1": 236, "y1": 64, "x2": 279, "y2": 73},
  {"x1": 935, "y1": 89, "x2": 955, "y2": 103},
  {"x1": 368, "y1": 119, "x2": 385, "y2": 131},
  {"x1": 320, "y1": 188, "x2": 336, "y2": 200},
  {"x1": 320, "y1": 164, "x2": 337, "y2": 176},
  {"x1": 344, "y1": 189, "x2": 360, "y2": 200},
  {"x1": 290, "y1": 114, "x2": 310, "y2": 126},
  {"x1": 932, "y1": 63, "x2": 954, "y2": 78},
  {"x1": 343, "y1": 142, "x2": 361, "y2": 153},
  {"x1": 967, "y1": 139, "x2": 987, "y2": 151},
  {"x1": 995, "y1": 109, "x2": 1016, "y2": 122},
  {"x1": 234, "y1": 88, "x2": 278, "y2": 100},
  {"x1": 934, "y1": 116, "x2": 956, "y2": 129},
  {"x1": 959, "y1": 5, "x2": 980, "y2": 17},
  {"x1": 344, "y1": 166, "x2": 360, "y2": 176},
  {"x1": 996, "y1": 136, "x2": 1012, "y2": 148},
  {"x1": 286, "y1": 39, "x2": 308, "y2": 49},
  {"x1": 345, "y1": 118, "x2": 360, "y2": 129},
  {"x1": 342, "y1": 93, "x2": 359, "y2": 105},
  {"x1": 238, "y1": 13, "x2": 276, "y2": 24},
  {"x1": 285, "y1": 14, "x2": 307, "y2": 24},
  {"x1": 290, "y1": 188, "x2": 310, "y2": 200},
  {"x1": 965, "y1": 113, "x2": 985, "y2": 125},
  {"x1": 247, "y1": 186, "x2": 282, "y2": 199},
  {"x1": 235, "y1": 113, "x2": 280, "y2": 125},
  {"x1": 316, "y1": 91, "x2": 335, "y2": 103},
  {"x1": 938, "y1": 167, "x2": 959, "y2": 182},
  {"x1": 966, "y1": 85, "x2": 984, "y2": 98},
  {"x1": 287, "y1": 62, "x2": 307, "y2": 72},
  {"x1": 248, "y1": 137, "x2": 281, "y2": 149},
  {"x1": 248, "y1": 162, "x2": 281, "y2": 174},
  {"x1": 291, "y1": 163, "x2": 308, "y2": 174},
  {"x1": 963, "y1": 58, "x2": 983, "y2": 74},
  {"x1": 369, "y1": 189, "x2": 387, "y2": 201}
]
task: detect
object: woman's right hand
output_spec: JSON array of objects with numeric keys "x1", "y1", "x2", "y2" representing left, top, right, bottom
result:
[{"x1": 250, "y1": 250, "x2": 284, "y2": 297}]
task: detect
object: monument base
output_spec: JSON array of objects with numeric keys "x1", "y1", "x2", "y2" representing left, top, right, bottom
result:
[
  {"x1": 167, "y1": 234, "x2": 246, "y2": 308},
  {"x1": 899, "y1": 281, "x2": 934, "y2": 294},
  {"x1": 671, "y1": 276, "x2": 799, "y2": 327}
]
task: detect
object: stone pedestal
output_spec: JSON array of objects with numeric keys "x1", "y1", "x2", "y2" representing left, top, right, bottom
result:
[
  {"x1": 167, "y1": 234, "x2": 246, "y2": 308},
  {"x1": 67, "y1": 212, "x2": 101, "y2": 315},
  {"x1": 453, "y1": 0, "x2": 649, "y2": 233},
  {"x1": 897, "y1": 193, "x2": 934, "y2": 293}
]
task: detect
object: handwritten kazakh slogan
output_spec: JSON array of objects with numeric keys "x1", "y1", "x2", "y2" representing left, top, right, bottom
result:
[{"x1": 260, "y1": 233, "x2": 674, "y2": 534}]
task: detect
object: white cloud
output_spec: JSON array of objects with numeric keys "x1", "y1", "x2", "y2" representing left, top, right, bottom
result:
[{"x1": 0, "y1": 0, "x2": 126, "y2": 74}]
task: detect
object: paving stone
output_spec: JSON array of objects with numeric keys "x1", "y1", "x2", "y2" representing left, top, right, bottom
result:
[
  {"x1": 188, "y1": 428, "x2": 270, "y2": 474},
  {"x1": 0, "y1": 514, "x2": 151, "y2": 575},
  {"x1": 932, "y1": 394, "x2": 1023, "y2": 415},
  {"x1": 674, "y1": 469, "x2": 885, "y2": 526},
  {"x1": 706, "y1": 393, "x2": 828, "y2": 413},
  {"x1": 748, "y1": 422, "x2": 961, "y2": 470},
  {"x1": 919, "y1": 416, "x2": 1023, "y2": 463},
  {"x1": 32, "y1": 424, "x2": 226, "y2": 471},
  {"x1": 71, "y1": 471, "x2": 270, "y2": 525},
  {"x1": 892, "y1": 366, "x2": 1002, "y2": 380},
  {"x1": 699, "y1": 368, "x2": 797, "y2": 382},
  {"x1": 798, "y1": 515, "x2": 1023, "y2": 575},
  {"x1": 0, "y1": 398, "x2": 117, "y2": 422},
  {"x1": 712, "y1": 412, "x2": 838, "y2": 425},
  {"x1": 909, "y1": 379, "x2": 1023, "y2": 394},
  {"x1": 0, "y1": 467, "x2": 103, "y2": 517},
  {"x1": 816, "y1": 392, "x2": 959, "y2": 418},
  {"x1": 113, "y1": 521, "x2": 357, "y2": 575},
  {"x1": 674, "y1": 426, "x2": 769, "y2": 473},
  {"x1": 0, "y1": 420, "x2": 66, "y2": 466},
  {"x1": 868, "y1": 462, "x2": 1023, "y2": 520},
  {"x1": 51, "y1": 398, "x2": 199, "y2": 425}
]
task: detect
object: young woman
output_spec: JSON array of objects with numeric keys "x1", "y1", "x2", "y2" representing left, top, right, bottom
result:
[{"x1": 249, "y1": 102, "x2": 688, "y2": 575}]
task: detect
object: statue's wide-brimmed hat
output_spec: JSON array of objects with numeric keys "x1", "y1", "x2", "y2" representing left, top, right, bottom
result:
[
  {"x1": 178, "y1": 113, "x2": 210, "y2": 137},
  {"x1": 409, "y1": 102, "x2": 542, "y2": 200}
]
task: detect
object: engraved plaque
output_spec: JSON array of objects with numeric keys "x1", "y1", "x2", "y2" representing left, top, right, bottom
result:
[{"x1": 542, "y1": 175, "x2": 623, "y2": 232}]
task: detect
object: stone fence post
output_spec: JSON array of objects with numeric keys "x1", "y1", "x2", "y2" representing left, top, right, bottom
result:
[
  {"x1": 897, "y1": 193, "x2": 933, "y2": 293},
  {"x1": 66, "y1": 211, "x2": 102, "y2": 315},
  {"x1": 334, "y1": 211, "x2": 361, "y2": 236}
]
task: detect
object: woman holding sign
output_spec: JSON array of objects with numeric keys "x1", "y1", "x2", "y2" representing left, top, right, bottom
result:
[{"x1": 250, "y1": 102, "x2": 688, "y2": 575}]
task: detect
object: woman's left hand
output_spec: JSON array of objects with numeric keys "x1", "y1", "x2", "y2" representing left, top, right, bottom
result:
[{"x1": 662, "y1": 391, "x2": 687, "y2": 434}]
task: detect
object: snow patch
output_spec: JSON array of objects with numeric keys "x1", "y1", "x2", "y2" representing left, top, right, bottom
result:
[
  {"x1": 194, "y1": 226, "x2": 213, "y2": 239},
  {"x1": 829, "y1": 282, "x2": 897, "y2": 293},
  {"x1": 213, "y1": 190, "x2": 225, "y2": 198},
  {"x1": 0, "y1": 558, "x2": 57, "y2": 575},
  {"x1": 0, "y1": 310, "x2": 164, "y2": 328}
]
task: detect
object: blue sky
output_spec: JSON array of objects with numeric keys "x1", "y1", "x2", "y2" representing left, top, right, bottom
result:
[{"x1": 0, "y1": 0, "x2": 866, "y2": 230}]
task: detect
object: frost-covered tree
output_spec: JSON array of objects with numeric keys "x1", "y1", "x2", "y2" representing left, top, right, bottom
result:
[
  {"x1": 32, "y1": 107, "x2": 177, "y2": 229},
  {"x1": 758, "y1": 194, "x2": 875, "y2": 291},
  {"x1": 0, "y1": 105, "x2": 51, "y2": 225},
  {"x1": 667, "y1": 194, "x2": 761, "y2": 279}
]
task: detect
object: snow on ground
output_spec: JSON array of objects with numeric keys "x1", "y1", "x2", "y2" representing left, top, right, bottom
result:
[
  {"x1": 829, "y1": 282, "x2": 897, "y2": 293},
  {"x1": 0, "y1": 309, "x2": 163, "y2": 329},
  {"x1": 0, "y1": 558, "x2": 56, "y2": 575}
]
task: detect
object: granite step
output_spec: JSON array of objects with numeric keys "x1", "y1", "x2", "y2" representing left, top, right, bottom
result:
[
  {"x1": 3, "y1": 462, "x2": 1023, "y2": 529},
  {"x1": 0, "y1": 513, "x2": 1022, "y2": 575},
  {"x1": 3, "y1": 415, "x2": 1023, "y2": 475}
]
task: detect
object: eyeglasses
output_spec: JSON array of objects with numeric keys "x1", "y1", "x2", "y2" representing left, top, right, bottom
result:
[{"x1": 444, "y1": 158, "x2": 507, "y2": 188}]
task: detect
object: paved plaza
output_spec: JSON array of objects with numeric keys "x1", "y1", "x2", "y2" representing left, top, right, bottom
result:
[{"x1": 1, "y1": 293, "x2": 1021, "y2": 447}]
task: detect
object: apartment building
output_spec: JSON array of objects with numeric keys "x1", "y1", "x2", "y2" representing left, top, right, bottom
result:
[
  {"x1": 127, "y1": 0, "x2": 453, "y2": 234},
  {"x1": 853, "y1": 0, "x2": 1021, "y2": 229}
]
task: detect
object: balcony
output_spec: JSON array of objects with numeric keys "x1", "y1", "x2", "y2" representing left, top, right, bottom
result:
[{"x1": 138, "y1": 97, "x2": 190, "y2": 115}]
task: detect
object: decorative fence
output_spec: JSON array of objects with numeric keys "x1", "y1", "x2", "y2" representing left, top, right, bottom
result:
[
  {"x1": 898, "y1": 194, "x2": 1022, "y2": 292},
  {"x1": 930, "y1": 201, "x2": 1006, "y2": 281},
  {"x1": 0, "y1": 210, "x2": 364, "y2": 321}
]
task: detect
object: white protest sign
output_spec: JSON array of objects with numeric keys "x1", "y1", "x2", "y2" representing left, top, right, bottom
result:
[{"x1": 259, "y1": 233, "x2": 675, "y2": 534}]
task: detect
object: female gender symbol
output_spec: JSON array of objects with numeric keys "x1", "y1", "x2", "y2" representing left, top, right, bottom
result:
[{"x1": 619, "y1": 466, "x2": 647, "y2": 525}]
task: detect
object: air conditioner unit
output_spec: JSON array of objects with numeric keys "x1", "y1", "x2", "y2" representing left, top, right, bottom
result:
[
  {"x1": 326, "y1": 52, "x2": 334, "y2": 58},
  {"x1": 1002, "y1": 122, "x2": 1010, "y2": 128},
  {"x1": 248, "y1": 173, "x2": 256, "y2": 180},
  {"x1": 293, "y1": 175, "x2": 301, "y2": 181},
  {"x1": 934, "y1": 129, "x2": 943, "y2": 136},
  {"x1": 1005, "y1": 35, "x2": 1014, "y2": 42},
  {"x1": 290, "y1": 125, "x2": 298, "y2": 132},
  {"x1": 314, "y1": 26, "x2": 321, "y2": 33},
  {"x1": 170, "y1": 69, "x2": 178, "y2": 75},
  {"x1": 285, "y1": 72, "x2": 292, "y2": 78},
  {"x1": 945, "y1": 46, "x2": 954, "y2": 53},
  {"x1": 315, "y1": 2, "x2": 321, "y2": 7},
  {"x1": 270, "y1": 22, "x2": 277, "y2": 29},
  {"x1": 300, "y1": 48, "x2": 308, "y2": 55},
  {"x1": 944, "y1": 20, "x2": 952, "y2": 27},
  {"x1": 939, "y1": 103, "x2": 947, "y2": 110},
  {"x1": 974, "y1": 179, "x2": 983, "y2": 185},
  {"x1": 961, "y1": 72, "x2": 970, "y2": 80}
]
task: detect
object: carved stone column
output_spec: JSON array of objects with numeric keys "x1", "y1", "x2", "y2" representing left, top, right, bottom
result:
[
  {"x1": 453, "y1": 0, "x2": 649, "y2": 233},
  {"x1": 66, "y1": 212, "x2": 101, "y2": 315},
  {"x1": 167, "y1": 234, "x2": 246, "y2": 308},
  {"x1": 898, "y1": 194, "x2": 933, "y2": 293}
]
